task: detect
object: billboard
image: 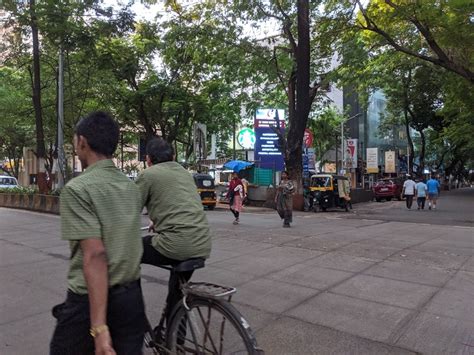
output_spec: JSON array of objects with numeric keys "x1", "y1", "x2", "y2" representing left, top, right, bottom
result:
[
  {"x1": 344, "y1": 139, "x2": 358, "y2": 169},
  {"x1": 385, "y1": 151, "x2": 396, "y2": 173},
  {"x1": 366, "y1": 148, "x2": 379, "y2": 173},
  {"x1": 254, "y1": 128, "x2": 285, "y2": 171},
  {"x1": 254, "y1": 109, "x2": 285, "y2": 128}
]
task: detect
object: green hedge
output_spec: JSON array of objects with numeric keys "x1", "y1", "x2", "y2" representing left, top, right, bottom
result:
[{"x1": 0, "y1": 187, "x2": 62, "y2": 196}]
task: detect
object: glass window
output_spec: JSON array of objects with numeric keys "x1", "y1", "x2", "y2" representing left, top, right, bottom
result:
[{"x1": 311, "y1": 177, "x2": 331, "y2": 187}]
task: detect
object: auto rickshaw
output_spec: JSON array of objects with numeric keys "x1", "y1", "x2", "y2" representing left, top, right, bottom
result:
[
  {"x1": 193, "y1": 173, "x2": 217, "y2": 210},
  {"x1": 310, "y1": 174, "x2": 351, "y2": 212}
]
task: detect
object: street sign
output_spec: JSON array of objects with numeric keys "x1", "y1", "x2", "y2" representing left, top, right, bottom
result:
[
  {"x1": 345, "y1": 139, "x2": 358, "y2": 169},
  {"x1": 385, "y1": 151, "x2": 396, "y2": 173},
  {"x1": 366, "y1": 148, "x2": 378, "y2": 173}
]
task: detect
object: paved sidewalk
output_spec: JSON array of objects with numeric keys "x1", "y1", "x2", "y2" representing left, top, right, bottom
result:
[{"x1": 1, "y1": 207, "x2": 473, "y2": 354}]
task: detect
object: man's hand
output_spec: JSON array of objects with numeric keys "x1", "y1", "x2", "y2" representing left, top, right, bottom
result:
[
  {"x1": 148, "y1": 220, "x2": 155, "y2": 233},
  {"x1": 94, "y1": 330, "x2": 116, "y2": 355}
]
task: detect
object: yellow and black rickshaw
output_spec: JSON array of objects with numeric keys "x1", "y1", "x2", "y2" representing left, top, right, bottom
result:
[
  {"x1": 310, "y1": 174, "x2": 351, "y2": 212},
  {"x1": 193, "y1": 173, "x2": 217, "y2": 210}
]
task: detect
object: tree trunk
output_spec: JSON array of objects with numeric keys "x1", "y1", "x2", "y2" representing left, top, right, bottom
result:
[
  {"x1": 285, "y1": 0, "x2": 310, "y2": 211},
  {"x1": 418, "y1": 129, "x2": 426, "y2": 176},
  {"x1": 30, "y1": 0, "x2": 48, "y2": 192},
  {"x1": 403, "y1": 108, "x2": 414, "y2": 175}
]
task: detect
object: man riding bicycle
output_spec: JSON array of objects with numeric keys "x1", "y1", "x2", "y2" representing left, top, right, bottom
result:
[{"x1": 135, "y1": 137, "x2": 212, "y2": 320}]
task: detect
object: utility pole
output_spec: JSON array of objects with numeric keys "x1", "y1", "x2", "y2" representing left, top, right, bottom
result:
[{"x1": 57, "y1": 46, "x2": 65, "y2": 188}]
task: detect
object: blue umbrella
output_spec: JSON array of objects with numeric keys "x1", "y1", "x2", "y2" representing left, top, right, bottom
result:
[{"x1": 223, "y1": 160, "x2": 254, "y2": 172}]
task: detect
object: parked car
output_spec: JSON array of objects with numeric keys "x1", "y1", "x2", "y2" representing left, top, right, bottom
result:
[
  {"x1": 0, "y1": 175, "x2": 19, "y2": 189},
  {"x1": 373, "y1": 178, "x2": 403, "y2": 202}
]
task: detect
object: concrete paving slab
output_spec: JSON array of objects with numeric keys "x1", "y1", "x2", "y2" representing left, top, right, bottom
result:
[
  {"x1": 0, "y1": 276, "x2": 62, "y2": 325},
  {"x1": 412, "y1": 240, "x2": 474, "y2": 257},
  {"x1": 193, "y1": 265, "x2": 256, "y2": 287},
  {"x1": 424, "y1": 289, "x2": 474, "y2": 322},
  {"x1": 140, "y1": 280, "x2": 171, "y2": 326},
  {"x1": 462, "y1": 256, "x2": 474, "y2": 272},
  {"x1": 211, "y1": 238, "x2": 273, "y2": 254},
  {"x1": 266, "y1": 264, "x2": 353, "y2": 290},
  {"x1": 206, "y1": 249, "x2": 242, "y2": 264},
  {"x1": 233, "y1": 278, "x2": 319, "y2": 314},
  {"x1": 304, "y1": 252, "x2": 378, "y2": 272},
  {"x1": 388, "y1": 249, "x2": 470, "y2": 270},
  {"x1": 233, "y1": 231, "x2": 304, "y2": 245},
  {"x1": 286, "y1": 292, "x2": 413, "y2": 342},
  {"x1": 228, "y1": 303, "x2": 277, "y2": 333},
  {"x1": 1, "y1": 258, "x2": 67, "y2": 295},
  {"x1": 0, "y1": 311, "x2": 53, "y2": 355},
  {"x1": 0, "y1": 240, "x2": 51, "y2": 267},
  {"x1": 337, "y1": 242, "x2": 402, "y2": 260},
  {"x1": 443, "y1": 271, "x2": 474, "y2": 296},
  {"x1": 15, "y1": 235, "x2": 66, "y2": 249},
  {"x1": 256, "y1": 316, "x2": 416, "y2": 355},
  {"x1": 283, "y1": 235, "x2": 353, "y2": 252},
  {"x1": 363, "y1": 260, "x2": 454, "y2": 287},
  {"x1": 331, "y1": 274, "x2": 438, "y2": 309},
  {"x1": 396, "y1": 312, "x2": 474, "y2": 355}
]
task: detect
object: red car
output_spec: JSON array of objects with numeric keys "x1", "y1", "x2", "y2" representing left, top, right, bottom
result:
[{"x1": 373, "y1": 178, "x2": 403, "y2": 202}]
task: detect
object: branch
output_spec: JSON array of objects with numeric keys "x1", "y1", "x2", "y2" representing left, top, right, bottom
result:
[{"x1": 356, "y1": 0, "x2": 474, "y2": 83}]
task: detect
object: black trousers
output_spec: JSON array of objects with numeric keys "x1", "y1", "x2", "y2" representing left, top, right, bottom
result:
[
  {"x1": 50, "y1": 280, "x2": 146, "y2": 355},
  {"x1": 405, "y1": 195, "x2": 414, "y2": 209},
  {"x1": 417, "y1": 197, "x2": 426, "y2": 209},
  {"x1": 230, "y1": 208, "x2": 240, "y2": 219},
  {"x1": 141, "y1": 236, "x2": 193, "y2": 323}
]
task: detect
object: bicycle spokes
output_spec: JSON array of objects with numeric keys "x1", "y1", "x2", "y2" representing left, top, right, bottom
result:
[{"x1": 171, "y1": 304, "x2": 250, "y2": 354}]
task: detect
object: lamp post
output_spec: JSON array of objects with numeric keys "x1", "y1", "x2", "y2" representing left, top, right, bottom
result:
[{"x1": 340, "y1": 113, "x2": 362, "y2": 174}]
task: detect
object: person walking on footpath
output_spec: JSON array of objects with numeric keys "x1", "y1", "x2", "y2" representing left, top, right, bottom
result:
[
  {"x1": 415, "y1": 178, "x2": 428, "y2": 210},
  {"x1": 275, "y1": 171, "x2": 295, "y2": 227},
  {"x1": 227, "y1": 172, "x2": 244, "y2": 224},
  {"x1": 427, "y1": 174, "x2": 441, "y2": 210},
  {"x1": 50, "y1": 112, "x2": 146, "y2": 355},
  {"x1": 402, "y1": 174, "x2": 416, "y2": 209}
]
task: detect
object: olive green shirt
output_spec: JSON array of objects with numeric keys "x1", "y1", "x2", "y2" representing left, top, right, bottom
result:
[
  {"x1": 136, "y1": 161, "x2": 211, "y2": 260},
  {"x1": 60, "y1": 159, "x2": 143, "y2": 295}
]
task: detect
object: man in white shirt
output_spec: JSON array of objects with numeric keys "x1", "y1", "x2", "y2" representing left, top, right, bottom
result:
[{"x1": 402, "y1": 174, "x2": 416, "y2": 209}]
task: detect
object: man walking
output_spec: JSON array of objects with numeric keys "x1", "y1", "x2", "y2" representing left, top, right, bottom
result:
[
  {"x1": 50, "y1": 112, "x2": 146, "y2": 355},
  {"x1": 415, "y1": 178, "x2": 428, "y2": 210},
  {"x1": 427, "y1": 174, "x2": 441, "y2": 210},
  {"x1": 402, "y1": 174, "x2": 416, "y2": 209}
]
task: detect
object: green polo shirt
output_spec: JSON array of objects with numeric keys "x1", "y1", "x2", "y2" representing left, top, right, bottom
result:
[
  {"x1": 136, "y1": 161, "x2": 211, "y2": 260},
  {"x1": 60, "y1": 159, "x2": 143, "y2": 295}
]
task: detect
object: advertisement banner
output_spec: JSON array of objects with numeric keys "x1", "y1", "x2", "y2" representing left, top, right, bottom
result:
[
  {"x1": 254, "y1": 109, "x2": 285, "y2": 128},
  {"x1": 344, "y1": 139, "x2": 358, "y2": 169},
  {"x1": 366, "y1": 148, "x2": 379, "y2": 173},
  {"x1": 385, "y1": 151, "x2": 396, "y2": 173},
  {"x1": 254, "y1": 127, "x2": 285, "y2": 171}
]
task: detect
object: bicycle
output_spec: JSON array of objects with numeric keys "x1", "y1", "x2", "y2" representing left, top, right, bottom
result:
[{"x1": 141, "y1": 239, "x2": 263, "y2": 354}]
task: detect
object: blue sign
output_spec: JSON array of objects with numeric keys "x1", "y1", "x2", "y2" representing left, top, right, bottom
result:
[{"x1": 254, "y1": 127, "x2": 285, "y2": 171}]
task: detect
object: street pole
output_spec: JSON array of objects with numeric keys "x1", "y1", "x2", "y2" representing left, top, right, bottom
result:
[
  {"x1": 232, "y1": 116, "x2": 236, "y2": 160},
  {"x1": 407, "y1": 144, "x2": 410, "y2": 174},
  {"x1": 57, "y1": 46, "x2": 65, "y2": 188},
  {"x1": 340, "y1": 120, "x2": 344, "y2": 174}
]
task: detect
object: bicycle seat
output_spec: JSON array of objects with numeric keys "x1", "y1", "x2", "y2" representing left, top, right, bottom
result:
[{"x1": 173, "y1": 258, "x2": 205, "y2": 273}]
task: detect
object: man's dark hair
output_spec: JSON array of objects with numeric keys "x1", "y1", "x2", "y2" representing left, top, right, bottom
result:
[
  {"x1": 146, "y1": 137, "x2": 174, "y2": 164},
  {"x1": 75, "y1": 111, "x2": 119, "y2": 157}
]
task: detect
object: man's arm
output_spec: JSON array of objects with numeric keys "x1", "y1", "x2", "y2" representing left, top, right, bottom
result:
[
  {"x1": 135, "y1": 171, "x2": 150, "y2": 210},
  {"x1": 81, "y1": 238, "x2": 115, "y2": 354}
]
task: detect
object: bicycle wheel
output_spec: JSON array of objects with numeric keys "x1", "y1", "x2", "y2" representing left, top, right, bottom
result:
[{"x1": 166, "y1": 296, "x2": 262, "y2": 354}]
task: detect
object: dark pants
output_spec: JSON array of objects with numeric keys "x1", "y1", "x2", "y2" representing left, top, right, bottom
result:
[
  {"x1": 141, "y1": 236, "x2": 193, "y2": 323},
  {"x1": 417, "y1": 197, "x2": 426, "y2": 209},
  {"x1": 230, "y1": 208, "x2": 240, "y2": 219},
  {"x1": 405, "y1": 195, "x2": 414, "y2": 209},
  {"x1": 50, "y1": 280, "x2": 146, "y2": 355}
]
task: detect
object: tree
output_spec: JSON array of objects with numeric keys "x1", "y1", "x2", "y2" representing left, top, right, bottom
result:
[{"x1": 353, "y1": 0, "x2": 474, "y2": 83}]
